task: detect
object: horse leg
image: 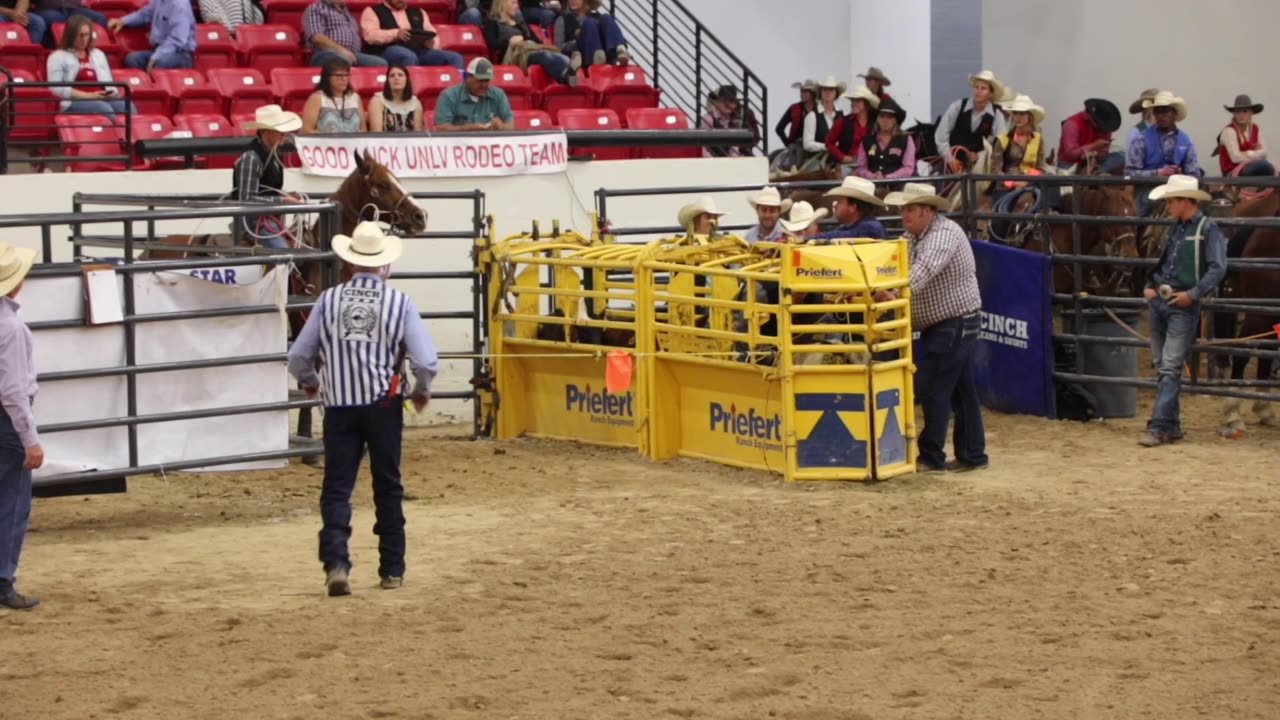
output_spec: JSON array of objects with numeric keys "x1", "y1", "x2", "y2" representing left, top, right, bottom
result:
[
  {"x1": 1221, "y1": 350, "x2": 1251, "y2": 437},
  {"x1": 1254, "y1": 353, "x2": 1277, "y2": 427}
]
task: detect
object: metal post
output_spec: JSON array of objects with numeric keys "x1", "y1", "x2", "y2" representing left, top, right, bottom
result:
[
  {"x1": 651, "y1": 0, "x2": 660, "y2": 90},
  {"x1": 761, "y1": 81, "x2": 769, "y2": 155},
  {"x1": 0, "y1": 83, "x2": 9, "y2": 176},
  {"x1": 470, "y1": 189, "x2": 486, "y2": 439},
  {"x1": 40, "y1": 225, "x2": 52, "y2": 264},
  {"x1": 1070, "y1": 179, "x2": 1085, "y2": 377},
  {"x1": 122, "y1": 221, "x2": 138, "y2": 469},
  {"x1": 595, "y1": 188, "x2": 608, "y2": 237},
  {"x1": 694, "y1": 25, "x2": 702, "y2": 129}
]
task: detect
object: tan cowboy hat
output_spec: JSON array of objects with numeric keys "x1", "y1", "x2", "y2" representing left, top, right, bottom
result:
[
  {"x1": 823, "y1": 176, "x2": 885, "y2": 207},
  {"x1": 242, "y1": 104, "x2": 302, "y2": 132},
  {"x1": 1129, "y1": 87, "x2": 1159, "y2": 115},
  {"x1": 884, "y1": 182, "x2": 950, "y2": 210},
  {"x1": 1149, "y1": 174, "x2": 1211, "y2": 203},
  {"x1": 0, "y1": 243, "x2": 36, "y2": 297},
  {"x1": 968, "y1": 70, "x2": 1005, "y2": 102},
  {"x1": 1143, "y1": 91, "x2": 1188, "y2": 122},
  {"x1": 780, "y1": 201, "x2": 829, "y2": 234},
  {"x1": 678, "y1": 196, "x2": 728, "y2": 228},
  {"x1": 996, "y1": 85, "x2": 1016, "y2": 106},
  {"x1": 858, "y1": 66, "x2": 891, "y2": 87},
  {"x1": 747, "y1": 186, "x2": 793, "y2": 212},
  {"x1": 815, "y1": 75, "x2": 847, "y2": 95},
  {"x1": 790, "y1": 79, "x2": 817, "y2": 93},
  {"x1": 332, "y1": 221, "x2": 404, "y2": 267},
  {"x1": 841, "y1": 84, "x2": 881, "y2": 110},
  {"x1": 1003, "y1": 94, "x2": 1046, "y2": 126}
]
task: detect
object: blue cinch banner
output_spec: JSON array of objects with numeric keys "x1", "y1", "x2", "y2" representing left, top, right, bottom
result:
[{"x1": 968, "y1": 240, "x2": 1056, "y2": 418}]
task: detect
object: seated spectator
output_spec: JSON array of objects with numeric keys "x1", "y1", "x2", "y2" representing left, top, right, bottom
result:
[
  {"x1": 197, "y1": 0, "x2": 262, "y2": 33},
  {"x1": 301, "y1": 58, "x2": 366, "y2": 133},
  {"x1": 361, "y1": 0, "x2": 463, "y2": 69},
  {"x1": 368, "y1": 64, "x2": 423, "y2": 132},
  {"x1": 108, "y1": 0, "x2": 196, "y2": 71},
  {"x1": 304, "y1": 0, "x2": 387, "y2": 67},
  {"x1": 434, "y1": 57, "x2": 513, "y2": 131},
  {"x1": 34, "y1": 0, "x2": 107, "y2": 29},
  {"x1": 553, "y1": 0, "x2": 629, "y2": 70},
  {"x1": 855, "y1": 96, "x2": 915, "y2": 181},
  {"x1": 458, "y1": 0, "x2": 489, "y2": 26},
  {"x1": 519, "y1": 0, "x2": 556, "y2": 27},
  {"x1": 1216, "y1": 94, "x2": 1272, "y2": 176},
  {"x1": 700, "y1": 85, "x2": 761, "y2": 158},
  {"x1": 485, "y1": 0, "x2": 578, "y2": 86},
  {"x1": 0, "y1": 0, "x2": 47, "y2": 46},
  {"x1": 46, "y1": 15, "x2": 136, "y2": 118}
]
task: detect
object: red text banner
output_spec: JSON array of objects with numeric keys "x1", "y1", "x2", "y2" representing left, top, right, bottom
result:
[{"x1": 294, "y1": 133, "x2": 569, "y2": 178}]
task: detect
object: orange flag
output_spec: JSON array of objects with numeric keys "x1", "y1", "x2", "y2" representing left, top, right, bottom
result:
[
  {"x1": 1274, "y1": 322, "x2": 1280, "y2": 337},
  {"x1": 605, "y1": 350, "x2": 633, "y2": 393}
]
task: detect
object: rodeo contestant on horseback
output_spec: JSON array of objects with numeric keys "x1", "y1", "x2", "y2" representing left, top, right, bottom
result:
[
  {"x1": 1125, "y1": 91, "x2": 1203, "y2": 216},
  {"x1": 287, "y1": 221, "x2": 439, "y2": 596},
  {"x1": 234, "y1": 104, "x2": 307, "y2": 249},
  {"x1": 935, "y1": 70, "x2": 1008, "y2": 175},
  {"x1": 1058, "y1": 98, "x2": 1123, "y2": 173},
  {"x1": 854, "y1": 96, "x2": 915, "y2": 183},
  {"x1": 1139, "y1": 175, "x2": 1227, "y2": 448},
  {"x1": 1215, "y1": 94, "x2": 1272, "y2": 177},
  {"x1": 793, "y1": 76, "x2": 844, "y2": 172},
  {"x1": 825, "y1": 85, "x2": 877, "y2": 176}
]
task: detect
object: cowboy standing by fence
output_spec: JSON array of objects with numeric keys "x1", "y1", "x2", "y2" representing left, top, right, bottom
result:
[
  {"x1": 287, "y1": 221, "x2": 438, "y2": 597},
  {"x1": 0, "y1": 243, "x2": 42, "y2": 610},
  {"x1": 1139, "y1": 175, "x2": 1227, "y2": 448}
]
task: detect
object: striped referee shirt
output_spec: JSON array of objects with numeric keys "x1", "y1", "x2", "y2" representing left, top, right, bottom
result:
[
  {"x1": 287, "y1": 273, "x2": 439, "y2": 408},
  {"x1": 907, "y1": 214, "x2": 982, "y2": 330}
]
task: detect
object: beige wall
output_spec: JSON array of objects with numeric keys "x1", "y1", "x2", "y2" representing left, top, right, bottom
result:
[{"x1": 983, "y1": 0, "x2": 1274, "y2": 172}]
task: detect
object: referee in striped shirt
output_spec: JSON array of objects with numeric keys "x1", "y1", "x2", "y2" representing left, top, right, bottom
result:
[{"x1": 287, "y1": 221, "x2": 439, "y2": 597}]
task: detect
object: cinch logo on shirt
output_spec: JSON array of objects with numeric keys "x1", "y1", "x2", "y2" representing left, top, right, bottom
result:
[
  {"x1": 565, "y1": 384, "x2": 634, "y2": 426},
  {"x1": 709, "y1": 402, "x2": 782, "y2": 450}
]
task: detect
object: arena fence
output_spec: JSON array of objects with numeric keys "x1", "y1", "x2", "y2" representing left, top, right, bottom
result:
[{"x1": 0, "y1": 73, "x2": 139, "y2": 174}]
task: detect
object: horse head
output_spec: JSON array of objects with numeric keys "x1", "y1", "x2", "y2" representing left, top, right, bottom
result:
[
  {"x1": 905, "y1": 120, "x2": 938, "y2": 160},
  {"x1": 341, "y1": 149, "x2": 428, "y2": 236}
]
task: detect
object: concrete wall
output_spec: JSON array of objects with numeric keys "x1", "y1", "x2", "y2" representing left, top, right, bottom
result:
[{"x1": 852, "y1": 0, "x2": 934, "y2": 127}]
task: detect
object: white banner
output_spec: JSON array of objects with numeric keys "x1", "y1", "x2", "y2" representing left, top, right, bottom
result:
[{"x1": 295, "y1": 132, "x2": 569, "y2": 178}]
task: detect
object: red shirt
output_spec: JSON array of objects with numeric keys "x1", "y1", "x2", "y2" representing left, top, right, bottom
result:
[
  {"x1": 75, "y1": 58, "x2": 103, "y2": 94},
  {"x1": 1057, "y1": 110, "x2": 1111, "y2": 166},
  {"x1": 825, "y1": 115, "x2": 871, "y2": 162},
  {"x1": 1218, "y1": 123, "x2": 1260, "y2": 174}
]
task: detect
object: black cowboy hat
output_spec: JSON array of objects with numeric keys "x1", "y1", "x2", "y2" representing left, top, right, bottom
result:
[
  {"x1": 1084, "y1": 98, "x2": 1121, "y2": 133},
  {"x1": 1225, "y1": 94, "x2": 1264, "y2": 114},
  {"x1": 876, "y1": 95, "x2": 907, "y2": 126},
  {"x1": 708, "y1": 85, "x2": 740, "y2": 103}
]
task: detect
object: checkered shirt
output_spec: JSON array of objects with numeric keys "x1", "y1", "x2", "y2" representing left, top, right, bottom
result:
[
  {"x1": 906, "y1": 214, "x2": 982, "y2": 329},
  {"x1": 303, "y1": 0, "x2": 362, "y2": 53}
]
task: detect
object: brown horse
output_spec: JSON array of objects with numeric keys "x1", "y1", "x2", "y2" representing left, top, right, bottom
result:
[{"x1": 1023, "y1": 184, "x2": 1140, "y2": 296}]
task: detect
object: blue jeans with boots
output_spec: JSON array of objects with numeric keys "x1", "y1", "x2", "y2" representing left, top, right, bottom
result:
[
  {"x1": 0, "y1": 410, "x2": 34, "y2": 607},
  {"x1": 1146, "y1": 299, "x2": 1198, "y2": 438},
  {"x1": 914, "y1": 312, "x2": 988, "y2": 469}
]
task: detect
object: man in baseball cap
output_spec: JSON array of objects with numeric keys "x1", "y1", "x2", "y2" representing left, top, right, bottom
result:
[{"x1": 434, "y1": 57, "x2": 514, "y2": 131}]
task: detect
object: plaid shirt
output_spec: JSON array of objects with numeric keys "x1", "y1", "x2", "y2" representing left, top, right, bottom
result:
[
  {"x1": 303, "y1": 0, "x2": 362, "y2": 54},
  {"x1": 907, "y1": 214, "x2": 982, "y2": 329}
]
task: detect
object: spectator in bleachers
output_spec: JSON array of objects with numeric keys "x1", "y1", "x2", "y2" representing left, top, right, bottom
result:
[
  {"x1": 935, "y1": 69, "x2": 1008, "y2": 174},
  {"x1": 361, "y1": 0, "x2": 464, "y2": 69},
  {"x1": 197, "y1": 0, "x2": 262, "y2": 33},
  {"x1": 234, "y1": 104, "x2": 305, "y2": 249},
  {"x1": 552, "y1": 0, "x2": 629, "y2": 71},
  {"x1": 486, "y1": 0, "x2": 578, "y2": 86},
  {"x1": 1057, "y1": 98, "x2": 1122, "y2": 172},
  {"x1": 518, "y1": 0, "x2": 556, "y2": 28},
  {"x1": 46, "y1": 15, "x2": 136, "y2": 117},
  {"x1": 301, "y1": 57, "x2": 367, "y2": 133},
  {"x1": 700, "y1": 85, "x2": 760, "y2": 158},
  {"x1": 855, "y1": 96, "x2": 915, "y2": 181},
  {"x1": 108, "y1": 0, "x2": 196, "y2": 71},
  {"x1": 825, "y1": 85, "x2": 877, "y2": 173},
  {"x1": 33, "y1": 0, "x2": 107, "y2": 30},
  {"x1": 0, "y1": 0, "x2": 47, "y2": 46},
  {"x1": 303, "y1": 0, "x2": 387, "y2": 67},
  {"x1": 856, "y1": 66, "x2": 890, "y2": 101},
  {"x1": 368, "y1": 64, "x2": 423, "y2": 132},
  {"x1": 774, "y1": 79, "x2": 814, "y2": 150},
  {"x1": 434, "y1": 57, "x2": 513, "y2": 130},
  {"x1": 796, "y1": 76, "x2": 843, "y2": 171},
  {"x1": 743, "y1": 186, "x2": 790, "y2": 243}
]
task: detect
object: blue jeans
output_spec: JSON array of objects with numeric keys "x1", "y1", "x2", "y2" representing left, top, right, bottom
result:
[
  {"x1": 64, "y1": 98, "x2": 135, "y2": 117},
  {"x1": 124, "y1": 49, "x2": 193, "y2": 70},
  {"x1": 1147, "y1": 299, "x2": 1198, "y2": 435},
  {"x1": 320, "y1": 400, "x2": 406, "y2": 578},
  {"x1": 914, "y1": 312, "x2": 987, "y2": 468},
  {"x1": 577, "y1": 14, "x2": 627, "y2": 65},
  {"x1": 36, "y1": 6, "x2": 109, "y2": 27},
  {"x1": 0, "y1": 410, "x2": 32, "y2": 596},
  {"x1": 381, "y1": 45, "x2": 464, "y2": 69},
  {"x1": 0, "y1": 13, "x2": 47, "y2": 45},
  {"x1": 458, "y1": 7, "x2": 483, "y2": 25},
  {"x1": 309, "y1": 48, "x2": 387, "y2": 67},
  {"x1": 521, "y1": 5, "x2": 555, "y2": 26},
  {"x1": 527, "y1": 49, "x2": 571, "y2": 83}
]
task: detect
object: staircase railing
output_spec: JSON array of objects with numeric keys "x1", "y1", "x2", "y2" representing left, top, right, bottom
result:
[{"x1": 608, "y1": 0, "x2": 769, "y2": 156}]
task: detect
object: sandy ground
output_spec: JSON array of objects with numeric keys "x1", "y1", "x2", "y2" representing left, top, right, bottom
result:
[{"x1": 2, "y1": 393, "x2": 1279, "y2": 720}]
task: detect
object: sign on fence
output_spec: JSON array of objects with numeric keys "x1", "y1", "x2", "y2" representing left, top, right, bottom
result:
[
  {"x1": 970, "y1": 240, "x2": 1056, "y2": 418},
  {"x1": 294, "y1": 132, "x2": 569, "y2": 178}
]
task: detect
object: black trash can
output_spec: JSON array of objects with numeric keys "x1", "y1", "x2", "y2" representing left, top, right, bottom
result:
[{"x1": 1070, "y1": 308, "x2": 1140, "y2": 418}]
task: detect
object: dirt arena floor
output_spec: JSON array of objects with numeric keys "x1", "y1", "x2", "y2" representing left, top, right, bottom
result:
[{"x1": 3, "y1": 392, "x2": 1279, "y2": 720}]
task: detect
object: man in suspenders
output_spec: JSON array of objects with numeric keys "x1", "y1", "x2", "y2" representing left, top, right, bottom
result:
[
  {"x1": 287, "y1": 221, "x2": 439, "y2": 596},
  {"x1": 1140, "y1": 175, "x2": 1227, "y2": 448}
]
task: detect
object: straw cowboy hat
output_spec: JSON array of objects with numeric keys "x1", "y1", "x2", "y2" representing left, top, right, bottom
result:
[
  {"x1": 332, "y1": 221, "x2": 404, "y2": 267},
  {"x1": 1084, "y1": 98, "x2": 1122, "y2": 132},
  {"x1": 815, "y1": 75, "x2": 847, "y2": 95},
  {"x1": 876, "y1": 95, "x2": 907, "y2": 126},
  {"x1": 1225, "y1": 94, "x2": 1264, "y2": 114},
  {"x1": 242, "y1": 104, "x2": 302, "y2": 133},
  {"x1": 858, "y1": 66, "x2": 891, "y2": 87},
  {"x1": 790, "y1": 79, "x2": 817, "y2": 93},
  {"x1": 996, "y1": 84, "x2": 1016, "y2": 107},
  {"x1": 841, "y1": 84, "x2": 880, "y2": 110},
  {"x1": 747, "y1": 186, "x2": 793, "y2": 212},
  {"x1": 1143, "y1": 91, "x2": 1188, "y2": 122},
  {"x1": 1149, "y1": 174, "x2": 1211, "y2": 203},
  {"x1": 968, "y1": 70, "x2": 1006, "y2": 102},
  {"x1": 1129, "y1": 87, "x2": 1159, "y2": 115},
  {"x1": 678, "y1": 196, "x2": 728, "y2": 228},
  {"x1": 884, "y1": 182, "x2": 950, "y2": 210},
  {"x1": 1003, "y1": 94, "x2": 1046, "y2": 126},
  {"x1": 823, "y1": 176, "x2": 885, "y2": 207},
  {"x1": 0, "y1": 243, "x2": 36, "y2": 297},
  {"x1": 780, "y1": 201, "x2": 829, "y2": 234}
]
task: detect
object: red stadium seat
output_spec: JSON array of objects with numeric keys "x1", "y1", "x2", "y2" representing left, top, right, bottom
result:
[
  {"x1": 55, "y1": 114, "x2": 128, "y2": 172},
  {"x1": 50, "y1": 22, "x2": 124, "y2": 66},
  {"x1": 626, "y1": 107, "x2": 697, "y2": 159},
  {"x1": 229, "y1": 112, "x2": 258, "y2": 135},
  {"x1": 207, "y1": 67, "x2": 273, "y2": 117},
  {"x1": 1, "y1": 70, "x2": 58, "y2": 147},
  {"x1": 261, "y1": 0, "x2": 309, "y2": 33},
  {"x1": 84, "y1": 0, "x2": 145, "y2": 11},
  {"x1": 350, "y1": 66, "x2": 388, "y2": 99},
  {"x1": 491, "y1": 64, "x2": 532, "y2": 111},
  {"x1": 111, "y1": 26, "x2": 151, "y2": 54},
  {"x1": 152, "y1": 69, "x2": 222, "y2": 115},
  {"x1": 111, "y1": 69, "x2": 171, "y2": 116},
  {"x1": 597, "y1": 68, "x2": 660, "y2": 121},
  {"x1": 237, "y1": 24, "x2": 304, "y2": 73},
  {"x1": 529, "y1": 65, "x2": 593, "y2": 123},
  {"x1": 270, "y1": 66, "x2": 320, "y2": 113},
  {"x1": 127, "y1": 114, "x2": 186, "y2": 169},
  {"x1": 0, "y1": 26, "x2": 44, "y2": 79},
  {"x1": 421, "y1": 0, "x2": 454, "y2": 25},
  {"x1": 174, "y1": 113, "x2": 238, "y2": 168},
  {"x1": 556, "y1": 108, "x2": 629, "y2": 160},
  {"x1": 194, "y1": 24, "x2": 238, "y2": 71},
  {"x1": 411, "y1": 66, "x2": 459, "y2": 111},
  {"x1": 435, "y1": 24, "x2": 487, "y2": 63},
  {"x1": 512, "y1": 109, "x2": 552, "y2": 130}
]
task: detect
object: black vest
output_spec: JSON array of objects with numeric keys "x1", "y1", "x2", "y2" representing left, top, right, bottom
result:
[
  {"x1": 948, "y1": 97, "x2": 995, "y2": 153},
  {"x1": 838, "y1": 115, "x2": 868, "y2": 152},
  {"x1": 811, "y1": 109, "x2": 838, "y2": 147},
  {"x1": 368, "y1": 4, "x2": 425, "y2": 52},
  {"x1": 862, "y1": 133, "x2": 910, "y2": 175},
  {"x1": 233, "y1": 137, "x2": 284, "y2": 197}
]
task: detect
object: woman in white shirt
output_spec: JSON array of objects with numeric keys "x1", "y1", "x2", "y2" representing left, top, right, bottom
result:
[
  {"x1": 368, "y1": 64, "x2": 423, "y2": 133},
  {"x1": 45, "y1": 15, "x2": 136, "y2": 118},
  {"x1": 798, "y1": 76, "x2": 844, "y2": 171},
  {"x1": 301, "y1": 58, "x2": 366, "y2": 134}
]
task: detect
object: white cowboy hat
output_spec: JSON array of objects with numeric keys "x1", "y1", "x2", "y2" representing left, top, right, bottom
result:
[
  {"x1": 841, "y1": 84, "x2": 881, "y2": 110},
  {"x1": 1003, "y1": 94, "x2": 1046, "y2": 126},
  {"x1": 883, "y1": 182, "x2": 951, "y2": 210},
  {"x1": 823, "y1": 176, "x2": 885, "y2": 206},
  {"x1": 815, "y1": 75, "x2": 847, "y2": 95},
  {"x1": 678, "y1": 196, "x2": 728, "y2": 228},
  {"x1": 1149, "y1": 174, "x2": 1211, "y2": 203},
  {"x1": 0, "y1": 243, "x2": 36, "y2": 297},
  {"x1": 332, "y1": 221, "x2": 404, "y2": 267},
  {"x1": 242, "y1": 104, "x2": 302, "y2": 132},
  {"x1": 996, "y1": 85, "x2": 1016, "y2": 106},
  {"x1": 1143, "y1": 91, "x2": 1189, "y2": 122},
  {"x1": 747, "y1": 186, "x2": 793, "y2": 211},
  {"x1": 780, "y1": 201, "x2": 829, "y2": 234},
  {"x1": 968, "y1": 70, "x2": 1006, "y2": 102}
]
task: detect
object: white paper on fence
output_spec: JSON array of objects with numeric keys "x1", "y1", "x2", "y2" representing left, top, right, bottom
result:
[
  {"x1": 84, "y1": 268, "x2": 124, "y2": 324},
  {"x1": 294, "y1": 132, "x2": 569, "y2": 178}
]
